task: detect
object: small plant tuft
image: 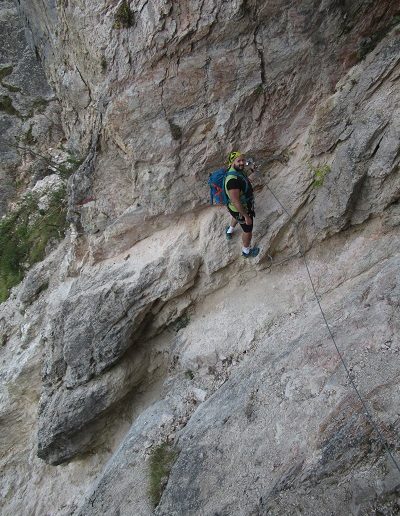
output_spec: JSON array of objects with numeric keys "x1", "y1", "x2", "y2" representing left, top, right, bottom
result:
[
  {"x1": 32, "y1": 97, "x2": 49, "y2": 114},
  {"x1": 254, "y1": 84, "x2": 264, "y2": 96},
  {"x1": 244, "y1": 389, "x2": 257, "y2": 422},
  {"x1": 113, "y1": 1, "x2": 134, "y2": 29},
  {"x1": 57, "y1": 155, "x2": 84, "y2": 179},
  {"x1": 0, "y1": 65, "x2": 13, "y2": 82},
  {"x1": 24, "y1": 124, "x2": 36, "y2": 145},
  {"x1": 168, "y1": 120, "x2": 182, "y2": 141},
  {"x1": 101, "y1": 55, "x2": 107, "y2": 72},
  {"x1": 239, "y1": 0, "x2": 252, "y2": 17},
  {"x1": 148, "y1": 443, "x2": 177, "y2": 507},
  {"x1": 2, "y1": 83, "x2": 21, "y2": 93},
  {"x1": 0, "y1": 95, "x2": 20, "y2": 117},
  {"x1": 185, "y1": 369, "x2": 194, "y2": 380},
  {"x1": 308, "y1": 162, "x2": 331, "y2": 188}
]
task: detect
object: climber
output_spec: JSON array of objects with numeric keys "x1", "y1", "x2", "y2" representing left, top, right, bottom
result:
[{"x1": 225, "y1": 151, "x2": 260, "y2": 258}]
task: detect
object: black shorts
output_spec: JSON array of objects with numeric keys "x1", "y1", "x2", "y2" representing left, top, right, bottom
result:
[{"x1": 228, "y1": 207, "x2": 255, "y2": 233}]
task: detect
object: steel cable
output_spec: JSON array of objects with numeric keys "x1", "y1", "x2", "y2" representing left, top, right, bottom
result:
[{"x1": 263, "y1": 179, "x2": 400, "y2": 475}]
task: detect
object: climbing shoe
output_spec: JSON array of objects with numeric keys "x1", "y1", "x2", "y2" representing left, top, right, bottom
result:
[
  {"x1": 226, "y1": 226, "x2": 233, "y2": 240},
  {"x1": 242, "y1": 247, "x2": 260, "y2": 258}
]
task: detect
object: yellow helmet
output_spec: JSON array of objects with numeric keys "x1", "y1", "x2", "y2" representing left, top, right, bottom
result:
[{"x1": 227, "y1": 151, "x2": 243, "y2": 165}]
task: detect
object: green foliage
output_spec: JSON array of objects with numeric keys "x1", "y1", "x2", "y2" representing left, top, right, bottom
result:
[
  {"x1": 32, "y1": 97, "x2": 49, "y2": 112},
  {"x1": 254, "y1": 84, "x2": 264, "y2": 96},
  {"x1": 66, "y1": 156, "x2": 83, "y2": 166},
  {"x1": 185, "y1": 369, "x2": 194, "y2": 380},
  {"x1": 27, "y1": 97, "x2": 50, "y2": 118},
  {"x1": 101, "y1": 55, "x2": 107, "y2": 72},
  {"x1": 148, "y1": 443, "x2": 177, "y2": 507},
  {"x1": 24, "y1": 124, "x2": 36, "y2": 145},
  {"x1": 0, "y1": 65, "x2": 13, "y2": 82},
  {"x1": 57, "y1": 155, "x2": 83, "y2": 179},
  {"x1": 168, "y1": 120, "x2": 182, "y2": 141},
  {"x1": 2, "y1": 80, "x2": 21, "y2": 93},
  {"x1": 308, "y1": 162, "x2": 331, "y2": 188},
  {"x1": 0, "y1": 185, "x2": 68, "y2": 303},
  {"x1": 114, "y1": 1, "x2": 134, "y2": 29},
  {"x1": 0, "y1": 95, "x2": 20, "y2": 117}
]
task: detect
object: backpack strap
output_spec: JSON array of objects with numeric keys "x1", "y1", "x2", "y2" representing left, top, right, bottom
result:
[
  {"x1": 224, "y1": 171, "x2": 250, "y2": 210},
  {"x1": 224, "y1": 171, "x2": 249, "y2": 192}
]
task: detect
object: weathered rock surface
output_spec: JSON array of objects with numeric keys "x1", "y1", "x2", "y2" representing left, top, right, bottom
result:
[
  {"x1": 75, "y1": 217, "x2": 400, "y2": 516},
  {"x1": 156, "y1": 220, "x2": 400, "y2": 516},
  {"x1": 0, "y1": 1, "x2": 400, "y2": 515},
  {"x1": 0, "y1": 0, "x2": 64, "y2": 217},
  {"x1": 38, "y1": 226, "x2": 201, "y2": 464},
  {"x1": 17, "y1": 0, "x2": 400, "y2": 233},
  {"x1": 304, "y1": 31, "x2": 400, "y2": 242}
]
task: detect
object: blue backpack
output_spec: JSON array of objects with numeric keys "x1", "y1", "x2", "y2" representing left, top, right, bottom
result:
[{"x1": 208, "y1": 168, "x2": 249, "y2": 205}]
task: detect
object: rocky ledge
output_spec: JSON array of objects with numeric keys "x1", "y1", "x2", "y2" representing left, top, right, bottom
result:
[{"x1": 0, "y1": 1, "x2": 399, "y2": 515}]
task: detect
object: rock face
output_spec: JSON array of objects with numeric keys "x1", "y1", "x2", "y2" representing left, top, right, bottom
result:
[
  {"x1": 0, "y1": 0, "x2": 63, "y2": 217},
  {"x1": 156, "y1": 221, "x2": 400, "y2": 516},
  {"x1": 16, "y1": 0, "x2": 400, "y2": 233},
  {"x1": 0, "y1": 1, "x2": 399, "y2": 515},
  {"x1": 73, "y1": 218, "x2": 400, "y2": 516},
  {"x1": 38, "y1": 228, "x2": 201, "y2": 464}
]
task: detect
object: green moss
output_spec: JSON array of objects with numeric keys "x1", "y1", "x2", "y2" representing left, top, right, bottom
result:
[
  {"x1": 24, "y1": 124, "x2": 36, "y2": 145},
  {"x1": 308, "y1": 162, "x2": 331, "y2": 188},
  {"x1": 101, "y1": 56, "x2": 107, "y2": 72},
  {"x1": 57, "y1": 155, "x2": 83, "y2": 179},
  {"x1": 168, "y1": 120, "x2": 182, "y2": 141},
  {"x1": 254, "y1": 84, "x2": 264, "y2": 96},
  {"x1": 25, "y1": 97, "x2": 50, "y2": 118},
  {"x1": 0, "y1": 95, "x2": 20, "y2": 117},
  {"x1": 2, "y1": 83, "x2": 21, "y2": 93},
  {"x1": 114, "y1": 1, "x2": 134, "y2": 29},
  {"x1": 32, "y1": 97, "x2": 49, "y2": 114},
  {"x1": 148, "y1": 443, "x2": 177, "y2": 507},
  {"x1": 0, "y1": 65, "x2": 13, "y2": 82},
  {"x1": 0, "y1": 185, "x2": 68, "y2": 303},
  {"x1": 185, "y1": 369, "x2": 194, "y2": 380}
]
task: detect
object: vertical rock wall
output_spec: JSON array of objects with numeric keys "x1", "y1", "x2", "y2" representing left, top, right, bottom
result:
[
  {"x1": 0, "y1": 1, "x2": 399, "y2": 515},
  {"x1": 17, "y1": 0, "x2": 400, "y2": 228},
  {"x1": 0, "y1": 0, "x2": 62, "y2": 217}
]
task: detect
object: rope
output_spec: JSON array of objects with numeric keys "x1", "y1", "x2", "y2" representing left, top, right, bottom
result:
[
  {"x1": 262, "y1": 251, "x2": 302, "y2": 270},
  {"x1": 263, "y1": 180, "x2": 400, "y2": 475}
]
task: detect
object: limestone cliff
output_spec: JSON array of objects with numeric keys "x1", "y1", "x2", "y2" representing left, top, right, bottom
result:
[
  {"x1": 0, "y1": 0, "x2": 63, "y2": 217},
  {"x1": 1, "y1": 1, "x2": 399, "y2": 515}
]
